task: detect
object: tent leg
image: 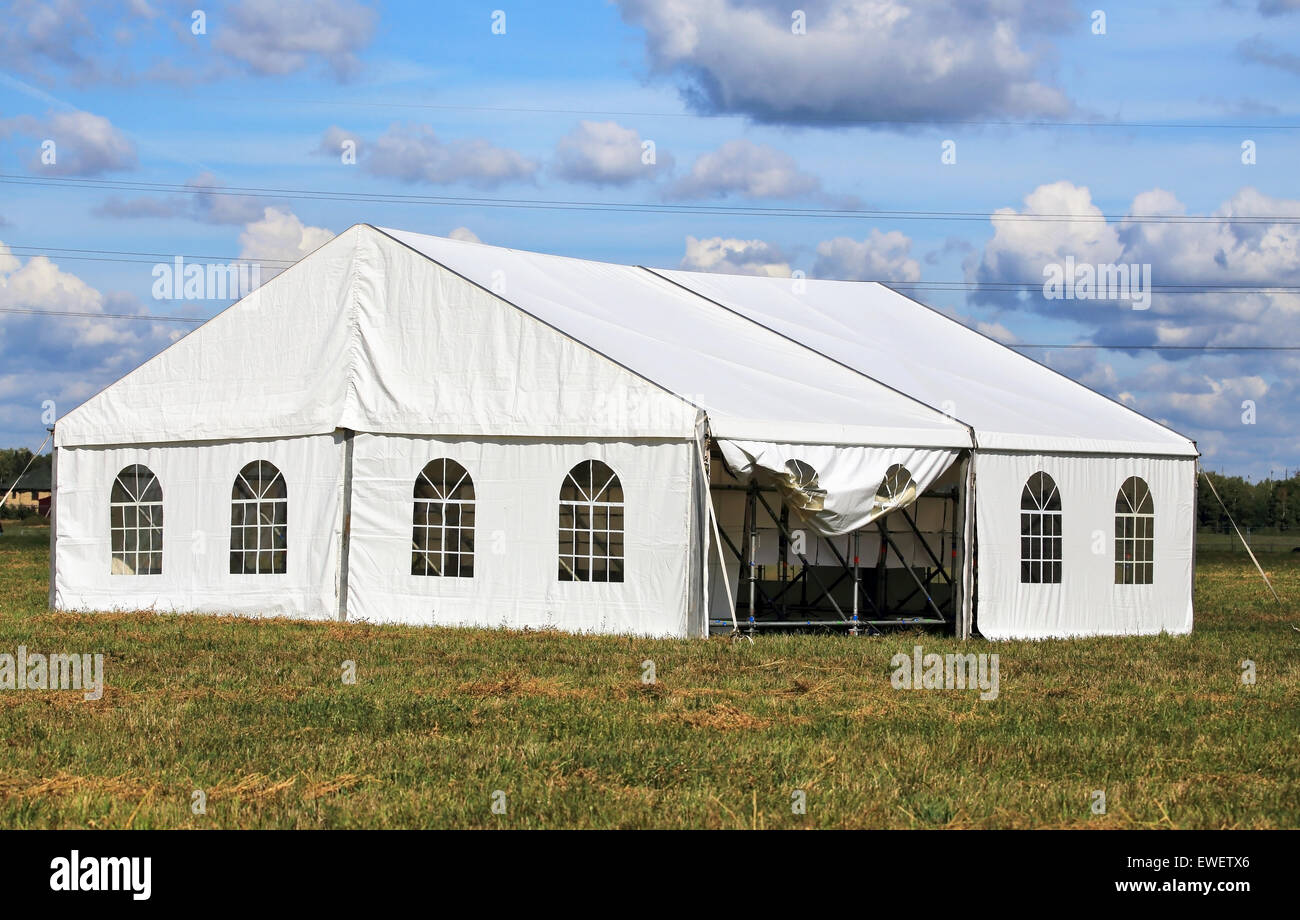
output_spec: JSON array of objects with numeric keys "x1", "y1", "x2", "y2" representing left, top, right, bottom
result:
[
  {"x1": 850, "y1": 531, "x2": 860, "y2": 635},
  {"x1": 959, "y1": 452, "x2": 976, "y2": 640},
  {"x1": 48, "y1": 440, "x2": 57, "y2": 609},
  {"x1": 336, "y1": 428, "x2": 355, "y2": 622},
  {"x1": 695, "y1": 435, "x2": 737, "y2": 635},
  {"x1": 745, "y1": 483, "x2": 757, "y2": 635}
]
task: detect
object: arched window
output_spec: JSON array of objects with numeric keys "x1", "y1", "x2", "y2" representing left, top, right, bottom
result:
[
  {"x1": 110, "y1": 464, "x2": 163, "y2": 575},
  {"x1": 412, "y1": 459, "x2": 475, "y2": 577},
  {"x1": 1020, "y1": 472, "x2": 1061, "y2": 584},
  {"x1": 1115, "y1": 476, "x2": 1154, "y2": 585},
  {"x1": 230, "y1": 461, "x2": 287, "y2": 574},
  {"x1": 559, "y1": 460, "x2": 624, "y2": 582}
]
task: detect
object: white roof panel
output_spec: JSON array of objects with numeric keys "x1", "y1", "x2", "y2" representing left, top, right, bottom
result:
[
  {"x1": 379, "y1": 227, "x2": 973, "y2": 449},
  {"x1": 651, "y1": 269, "x2": 1197, "y2": 457}
]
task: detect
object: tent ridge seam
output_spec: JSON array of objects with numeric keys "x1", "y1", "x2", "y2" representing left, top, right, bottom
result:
[{"x1": 640, "y1": 266, "x2": 977, "y2": 451}]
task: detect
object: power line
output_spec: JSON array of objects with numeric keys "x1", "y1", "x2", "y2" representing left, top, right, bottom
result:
[
  {"x1": 211, "y1": 95, "x2": 1300, "y2": 131},
  {"x1": 3, "y1": 244, "x2": 294, "y2": 266},
  {"x1": 0, "y1": 306, "x2": 205, "y2": 323},
  {"x1": 3, "y1": 244, "x2": 1298, "y2": 295},
  {"x1": 5, "y1": 173, "x2": 1300, "y2": 225}
]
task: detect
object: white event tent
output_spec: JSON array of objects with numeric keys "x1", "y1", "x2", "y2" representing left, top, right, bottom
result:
[{"x1": 49, "y1": 225, "x2": 1198, "y2": 639}]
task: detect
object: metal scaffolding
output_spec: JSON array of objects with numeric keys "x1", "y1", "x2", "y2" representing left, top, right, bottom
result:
[{"x1": 706, "y1": 448, "x2": 969, "y2": 637}]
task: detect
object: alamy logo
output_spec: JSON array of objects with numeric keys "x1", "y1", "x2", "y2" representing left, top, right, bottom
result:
[
  {"x1": 50, "y1": 851, "x2": 151, "y2": 900},
  {"x1": 0, "y1": 646, "x2": 103, "y2": 700},
  {"x1": 891, "y1": 645, "x2": 999, "y2": 700},
  {"x1": 152, "y1": 256, "x2": 261, "y2": 301},
  {"x1": 1042, "y1": 256, "x2": 1152, "y2": 310}
]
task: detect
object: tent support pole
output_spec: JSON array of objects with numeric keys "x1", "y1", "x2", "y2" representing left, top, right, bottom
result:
[
  {"x1": 851, "y1": 531, "x2": 860, "y2": 635},
  {"x1": 779, "y1": 503, "x2": 790, "y2": 620},
  {"x1": 875, "y1": 521, "x2": 888, "y2": 615},
  {"x1": 48, "y1": 436, "x2": 57, "y2": 609},
  {"x1": 336, "y1": 428, "x2": 355, "y2": 622},
  {"x1": 747, "y1": 483, "x2": 758, "y2": 634},
  {"x1": 695, "y1": 435, "x2": 737, "y2": 634},
  {"x1": 959, "y1": 453, "x2": 976, "y2": 640}
]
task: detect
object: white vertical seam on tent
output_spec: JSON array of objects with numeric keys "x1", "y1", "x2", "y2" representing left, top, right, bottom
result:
[{"x1": 1200, "y1": 469, "x2": 1281, "y2": 604}]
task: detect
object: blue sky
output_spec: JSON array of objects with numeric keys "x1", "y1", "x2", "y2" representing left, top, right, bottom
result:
[{"x1": 1, "y1": 0, "x2": 1299, "y2": 477}]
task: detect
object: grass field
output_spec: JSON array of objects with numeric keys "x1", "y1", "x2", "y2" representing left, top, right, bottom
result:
[{"x1": 0, "y1": 520, "x2": 1296, "y2": 829}]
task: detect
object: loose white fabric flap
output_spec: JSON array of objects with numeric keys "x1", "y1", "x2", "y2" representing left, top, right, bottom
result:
[{"x1": 716, "y1": 439, "x2": 960, "y2": 536}]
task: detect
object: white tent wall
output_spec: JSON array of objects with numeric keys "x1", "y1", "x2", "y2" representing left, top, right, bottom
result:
[
  {"x1": 974, "y1": 452, "x2": 1195, "y2": 639},
  {"x1": 52, "y1": 433, "x2": 345, "y2": 618},
  {"x1": 344, "y1": 434, "x2": 701, "y2": 637}
]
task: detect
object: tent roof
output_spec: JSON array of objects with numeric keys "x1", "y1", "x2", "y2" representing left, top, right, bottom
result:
[
  {"x1": 649, "y1": 269, "x2": 1197, "y2": 457},
  {"x1": 377, "y1": 227, "x2": 972, "y2": 449},
  {"x1": 56, "y1": 224, "x2": 1193, "y2": 458}
]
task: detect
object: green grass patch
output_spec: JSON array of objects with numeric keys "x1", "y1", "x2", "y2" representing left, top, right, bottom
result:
[{"x1": 0, "y1": 523, "x2": 1296, "y2": 828}]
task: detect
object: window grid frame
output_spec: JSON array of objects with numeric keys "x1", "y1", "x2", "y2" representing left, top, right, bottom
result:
[
  {"x1": 110, "y1": 464, "x2": 163, "y2": 576},
  {"x1": 229, "y1": 462, "x2": 288, "y2": 575},
  {"x1": 558, "y1": 460, "x2": 625, "y2": 583},
  {"x1": 412, "y1": 459, "x2": 475, "y2": 578},
  {"x1": 1020, "y1": 472, "x2": 1062, "y2": 585},
  {"x1": 1115, "y1": 476, "x2": 1155, "y2": 585}
]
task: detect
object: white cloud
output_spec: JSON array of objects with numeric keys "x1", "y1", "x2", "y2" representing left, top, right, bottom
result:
[
  {"x1": 0, "y1": 109, "x2": 136, "y2": 176},
  {"x1": 238, "y1": 208, "x2": 335, "y2": 269},
  {"x1": 813, "y1": 230, "x2": 921, "y2": 282},
  {"x1": 448, "y1": 227, "x2": 481, "y2": 243},
  {"x1": 679, "y1": 235, "x2": 792, "y2": 276},
  {"x1": 0, "y1": 0, "x2": 98, "y2": 80},
  {"x1": 315, "y1": 125, "x2": 362, "y2": 159},
  {"x1": 0, "y1": 240, "x2": 154, "y2": 349},
  {"x1": 366, "y1": 124, "x2": 539, "y2": 188},
  {"x1": 1236, "y1": 35, "x2": 1300, "y2": 76},
  {"x1": 667, "y1": 139, "x2": 819, "y2": 200},
  {"x1": 615, "y1": 0, "x2": 1072, "y2": 126},
  {"x1": 213, "y1": 0, "x2": 377, "y2": 79},
  {"x1": 969, "y1": 181, "x2": 1300, "y2": 475},
  {"x1": 94, "y1": 172, "x2": 267, "y2": 225},
  {"x1": 553, "y1": 120, "x2": 672, "y2": 186},
  {"x1": 974, "y1": 180, "x2": 1123, "y2": 301},
  {"x1": 974, "y1": 181, "x2": 1300, "y2": 345}
]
